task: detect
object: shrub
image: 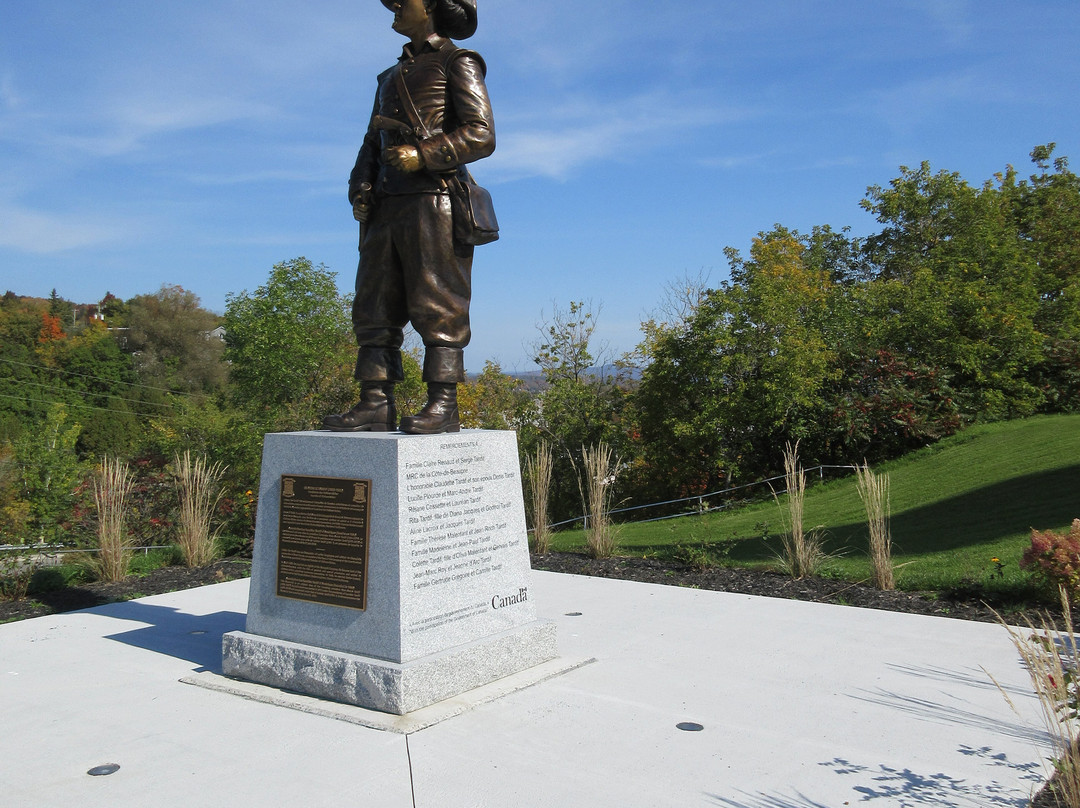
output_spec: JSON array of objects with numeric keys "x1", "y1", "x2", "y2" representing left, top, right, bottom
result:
[
  {"x1": 0, "y1": 548, "x2": 40, "y2": 601},
  {"x1": 1021, "y1": 519, "x2": 1080, "y2": 599},
  {"x1": 673, "y1": 541, "x2": 718, "y2": 572},
  {"x1": 128, "y1": 457, "x2": 178, "y2": 546},
  {"x1": 28, "y1": 563, "x2": 88, "y2": 594},
  {"x1": 217, "y1": 533, "x2": 251, "y2": 559},
  {"x1": 993, "y1": 587, "x2": 1080, "y2": 808},
  {"x1": 128, "y1": 546, "x2": 183, "y2": 576}
]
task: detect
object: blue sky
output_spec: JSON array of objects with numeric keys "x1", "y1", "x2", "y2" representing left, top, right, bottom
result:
[{"x1": 2, "y1": 1, "x2": 1078, "y2": 372}]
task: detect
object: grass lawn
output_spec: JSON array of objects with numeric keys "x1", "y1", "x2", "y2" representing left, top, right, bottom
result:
[{"x1": 548, "y1": 414, "x2": 1080, "y2": 594}]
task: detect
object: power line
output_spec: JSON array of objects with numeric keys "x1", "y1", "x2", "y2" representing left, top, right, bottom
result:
[
  {"x1": 0, "y1": 356, "x2": 195, "y2": 398},
  {"x1": 4, "y1": 378, "x2": 174, "y2": 411},
  {"x1": 0, "y1": 391, "x2": 173, "y2": 420},
  {"x1": 0, "y1": 390, "x2": 270, "y2": 430}
]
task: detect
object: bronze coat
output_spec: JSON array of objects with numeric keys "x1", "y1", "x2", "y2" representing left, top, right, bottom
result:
[{"x1": 348, "y1": 35, "x2": 495, "y2": 383}]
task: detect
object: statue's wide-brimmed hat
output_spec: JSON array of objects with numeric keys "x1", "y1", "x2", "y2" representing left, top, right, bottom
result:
[{"x1": 381, "y1": 0, "x2": 478, "y2": 39}]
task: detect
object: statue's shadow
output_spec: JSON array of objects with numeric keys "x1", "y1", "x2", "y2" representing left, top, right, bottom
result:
[{"x1": 93, "y1": 600, "x2": 245, "y2": 673}]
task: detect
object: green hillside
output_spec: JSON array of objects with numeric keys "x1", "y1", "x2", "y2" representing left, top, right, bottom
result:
[{"x1": 550, "y1": 414, "x2": 1080, "y2": 593}]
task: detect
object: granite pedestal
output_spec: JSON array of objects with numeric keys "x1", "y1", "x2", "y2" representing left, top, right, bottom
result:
[{"x1": 222, "y1": 429, "x2": 557, "y2": 715}]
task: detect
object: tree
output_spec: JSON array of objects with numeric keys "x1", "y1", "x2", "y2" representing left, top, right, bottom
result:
[
  {"x1": 862, "y1": 159, "x2": 1045, "y2": 420},
  {"x1": 0, "y1": 295, "x2": 142, "y2": 456},
  {"x1": 127, "y1": 285, "x2": 225, "y2": 393},
  {"x1": 0, "y1": 296, "x2": 50, "y2": 435},
  {"x1": 12, "y1": 403, "x2": 84, "y2": 544},
  {"x1": 97, "y1": 292, "x2": 130, "y2": 326},
  {"x1": 1005, "y1": 145, "x2": 1080, "y2": 411},
  {"x1": 637, "y1": 229, "x2": 843, "y2": 493},
  {"x1": 533, "y1": 301, "x2": 602, "y2": 384},
  {"x1": 631, "y1": 145, "x2": 1080, "y2": 500},
  {"x1": 1017, "y1": 144, "x2": 1080, "y2": 337},
  {"x1": 458, "y1": 361, "x2": 533, "y2": 430},
  {"x1": 0, "y1": 444, "x2": 28, "y2": 542},
  {"x1": 38, "y1": 313, "x2": 65, "y2": 345},
  {"x1": 525, "y1": 301, "x2": 631, "y2": 523},
  {"x1": 223, "y1": 257, "x2": 357, "y2": 429},
  {"x1": 58, "y1": 322, "x2": 140, "y2": 457},
  {"x1": 804, "y1": 224, "x2": 872, "y2": 286},
  {"x1": 47, "y1": 288, "x2": 68, "y2": 325}
]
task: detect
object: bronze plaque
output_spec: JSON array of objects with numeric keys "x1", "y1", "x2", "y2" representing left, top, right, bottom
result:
[{"x1": 276, "y1": 475, "x2": 371, "y2": 610}]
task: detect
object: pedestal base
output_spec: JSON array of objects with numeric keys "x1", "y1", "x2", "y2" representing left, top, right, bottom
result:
[
  {"x1": 223, "y1": 619, "x2": 557, "y2": 715},
  {"x1": 224, "y1": 430, "x2": 558, "y2": 715}
]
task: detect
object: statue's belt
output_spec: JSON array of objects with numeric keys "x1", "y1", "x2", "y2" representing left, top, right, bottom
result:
[{"x1": 371, "y1": 115, "x2": 422, "y2": 139}]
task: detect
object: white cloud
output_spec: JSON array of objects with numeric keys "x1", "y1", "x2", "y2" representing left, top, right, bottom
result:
[
  {"x1": 487, "y1": 91, "x2": 755, "y2": 182},
  {"x1": 0, "y1": 203, "x2": 131, "y2": 253},
  {"x1": 909, "y1": 0, "x2": 976, "y2": 46},
  {"x1": 0, "y1": 92, "x2": 279, "y2": 164},
  {"x1": 699, "y1": 152, "x2": 774, "y2": 171},
  {"x1": 0, "y1": 73, "x2": 20, "y2": 111},
  {"x1": 867, "y1": 70, "x2": 993, "y2": 134},
  {"x1": 111, "y1": 95, "x2": 275, "y2": 134}
]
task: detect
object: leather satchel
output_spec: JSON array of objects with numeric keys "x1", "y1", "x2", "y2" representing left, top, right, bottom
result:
[
  {"x1": 392, "y1": 55, "x2": 499, "y2": 246},
  {"x1": 445, "y1": 169, "x2": 499, "y2": 245}
]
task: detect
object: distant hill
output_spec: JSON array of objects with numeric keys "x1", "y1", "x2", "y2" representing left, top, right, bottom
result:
[{"x1": 470, "y1": 366, "x2": 641, "y2": 392}]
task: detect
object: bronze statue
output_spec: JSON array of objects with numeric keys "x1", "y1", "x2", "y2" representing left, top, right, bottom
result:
[{"x1": 323, "y1": 0, "x2": 496, "y2": 435}]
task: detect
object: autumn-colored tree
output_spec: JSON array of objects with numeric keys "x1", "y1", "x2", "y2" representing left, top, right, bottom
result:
[{"x1": 37, "y1": 313, "x2": 65, "y2": 345}]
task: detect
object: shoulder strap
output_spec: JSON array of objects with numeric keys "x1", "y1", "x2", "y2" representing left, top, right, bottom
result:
[
  {"x1": 392, "y1": 66, "x2": 430, "y2": 140},
  {"x1": 394, "y1": 45, "x2": 487, "y2": 141}
]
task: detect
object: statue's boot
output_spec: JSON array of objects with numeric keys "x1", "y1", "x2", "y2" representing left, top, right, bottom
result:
[
  {"x1": 399, "y1": 383, "x2": 460, "y2": 434},
  {"x1": 322, "y1": 383, "x2": 397, "y2": 432}
]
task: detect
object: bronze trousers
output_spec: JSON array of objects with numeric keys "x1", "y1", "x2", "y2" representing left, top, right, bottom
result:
[{"x1": 352, "y1": 193, "x2": 473, "y2": 383}]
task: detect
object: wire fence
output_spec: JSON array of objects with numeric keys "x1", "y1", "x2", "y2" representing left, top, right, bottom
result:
[
  {"x1": 0, "y1": 543, "x2": 172, "y2": 562},
  {"x1": 542, "y1": 464, "x2": 860, "y2": 533},
  {"x1": 3, "y1": 461, "x2": 859, "y2": 552}
]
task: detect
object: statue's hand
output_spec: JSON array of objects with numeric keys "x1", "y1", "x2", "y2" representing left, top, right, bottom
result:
[
  {"x1": 353, "y1": 199, "x2": 371, "y2": 222},
  {"x1": 385, "y1": 145, "x2": 423, "y2": 173}
]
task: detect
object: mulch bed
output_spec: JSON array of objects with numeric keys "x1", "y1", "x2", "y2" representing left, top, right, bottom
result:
[
  {"x1": 530, "y1": 551, "x2": 1064, "y2": 625},
  {"x1": 0, "y1": 559, "x2": 252, "y2": 623},
  {"x1": 3, "y1": 551, "x2": 1052, "y2": 626},
  {"x1": 1030, "y1": 781, "x2": 1069, "y2": 808}
]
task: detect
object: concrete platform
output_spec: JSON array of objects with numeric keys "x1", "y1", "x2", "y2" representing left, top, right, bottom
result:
[{"x1": 0, "y1": 571, "x2": 1052, "y2": 807}]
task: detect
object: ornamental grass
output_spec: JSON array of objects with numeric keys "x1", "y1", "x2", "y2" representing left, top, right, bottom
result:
[
  {"x1": 855, "y1": 462, "x2": 894, "y2": 590},
  {"x1": 772, "y1": 442, "x2": 826, "y2": 579},
  {"x1": 575, "y1": 442, "x2": 619, "y2": 559},
  {"x1": 525, "y1": 441, "x2": 553, "y2": 554},
  {"x1": 993, "y1": 587, "x2": 1080, "y2": 808},
  {"x1": 91, "y1": 456, "x2": 135, "y2": 582},
  {"x1": 172, "y1": 450, "x2": 227, "y2": 568}
]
